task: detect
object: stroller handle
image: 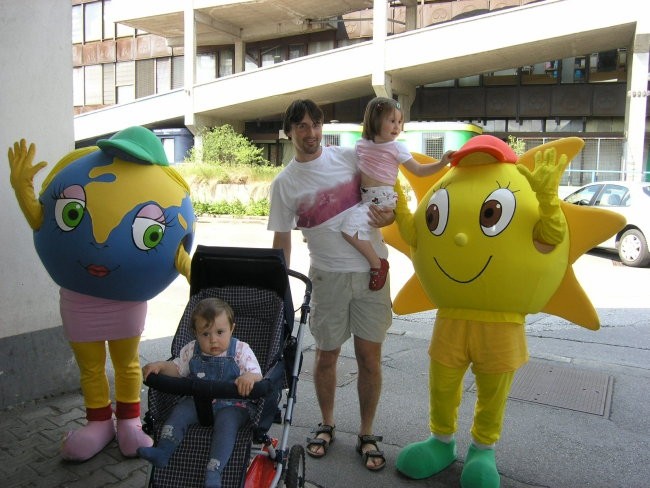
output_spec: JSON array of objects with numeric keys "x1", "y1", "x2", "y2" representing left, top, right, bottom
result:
[{"x1": 144, "y1": 373, "x2": 272, "y2": 400}]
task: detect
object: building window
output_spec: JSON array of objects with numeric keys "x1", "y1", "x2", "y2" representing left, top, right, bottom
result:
[
  {"x1": 84, "y1": 65, "x2": 103, "y2": 105},
  {"x1": 261, "y1": 46, "x2": 283, "y2": 67},
  {"x1": 323, "y1": 134, "x2": 341, "y2": 146},
  {"x1": 156, "y1": 57, "x2": 172, "y2": 93},
  {"x1": 196, "y1": 53, "x2": 217, "y2": 82},
  {"x1": 288, "y1": 44, "x2": 306, "y2": 59},
  {"x1": 116, "y1": 61, "x2": 135, "y2": 103},
  {"x1": 103, "y1": 0, "x2": 115, "y2": 39},
  {"x1": 423, "y1": 133, "x2": 445, "y2": 159},
  {"x1": 308, "y1": 40, "x2": 334, "y2": 54},
  {"x1": 218, "y1": 49, "x2": 234, "y2": 76},
  {"x1": 103, "y1": 63, "x2": 116, "y2": 104},
  {"x1": 171, "y1": 56, "x2": 184, "y2": 89},
  {"x1": 136, "y1": 59, "x2": 155, "y2": 98},
  {"x1": 73, "y1": 67, "x2": 84, "y2": 106},
  {"x1": 72, "y1": 5, "x2": 83, "y2": 44},
  {"x1": 245, "y1": 48, "x2": 259, "y2": 70},
  {"x1": 84, "y1": 1, "x2": 103, "y2": 42}
]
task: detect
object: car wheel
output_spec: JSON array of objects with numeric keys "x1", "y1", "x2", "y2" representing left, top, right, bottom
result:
[{"x1": 617, "y1": 228, "x2": 650, "y2": 267}]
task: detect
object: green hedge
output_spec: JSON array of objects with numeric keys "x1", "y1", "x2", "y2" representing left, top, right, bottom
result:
[{"x1": 193, "y1": 198, "x2": 270, "y2": 217}]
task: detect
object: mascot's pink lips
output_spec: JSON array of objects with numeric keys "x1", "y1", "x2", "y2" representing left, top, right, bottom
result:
[
  {"x1": 434, "y1": 256, "x2": 492, "y2": 284},
  {"x1": 85, "y1": 264, "x2": 111, "y2": 278}
]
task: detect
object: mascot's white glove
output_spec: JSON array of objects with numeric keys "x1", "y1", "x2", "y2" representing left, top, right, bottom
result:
[
  {"x1": 8, "y1": 139, "x2": 46, "y2": 230},
  {"x1": 517, "y1": 147, "x2": 569, "y2": 245}
]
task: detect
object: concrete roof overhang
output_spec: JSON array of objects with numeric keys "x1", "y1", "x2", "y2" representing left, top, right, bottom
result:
[
  {"x1": 77, "y1": 0, "x2": 642, "y2": 140},
  {"x1": 111, "y1": 0, "x2": 375, "y2": 46}
]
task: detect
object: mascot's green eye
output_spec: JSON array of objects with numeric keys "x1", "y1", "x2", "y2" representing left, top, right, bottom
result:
[
  {"x1": 132, "y1": 217, "x2": 166, "y2": 250},
  {"x1": 55, "y1": 199, "x2": 86, "y2": 232}
]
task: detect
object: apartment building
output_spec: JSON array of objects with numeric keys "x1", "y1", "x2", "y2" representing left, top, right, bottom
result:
[{"x1": 72, "y1": 0, "x2": 649, "y2": 182}]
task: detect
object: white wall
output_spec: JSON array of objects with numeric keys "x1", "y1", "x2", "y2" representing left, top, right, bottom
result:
[{"x1": 0, "y1": 0, "x2": 73, "y2": 339}]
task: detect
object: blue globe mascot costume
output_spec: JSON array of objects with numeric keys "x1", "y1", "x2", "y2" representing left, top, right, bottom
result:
[{"x1": 7, "y1": 126, "x2": 195, "y2": 461}]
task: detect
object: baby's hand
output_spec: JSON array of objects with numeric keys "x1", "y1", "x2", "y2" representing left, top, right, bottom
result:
[
  {"x1": 141, "y1": 361, "x2": 164, "y2": 380},
  {"x1": 235, "y1": 372, "x2": 259, "y2": 397}
]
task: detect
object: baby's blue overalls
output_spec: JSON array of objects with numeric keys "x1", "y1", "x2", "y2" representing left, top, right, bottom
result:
[{"x1": 162, "y1": 337, "x2": 251, "y2": 488}]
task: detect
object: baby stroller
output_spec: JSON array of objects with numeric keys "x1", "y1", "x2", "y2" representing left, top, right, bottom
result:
[{"x1": 142, "y1": 245, "x2": 311, "y2": 488}]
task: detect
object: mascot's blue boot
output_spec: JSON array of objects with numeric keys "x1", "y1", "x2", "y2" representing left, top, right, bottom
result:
[
  {"x1": 460, "y1": 444, "x2": 500, "y2": 488},
  {"x1": 396, "y1": 437, "x2": 456, "y2": 479}
]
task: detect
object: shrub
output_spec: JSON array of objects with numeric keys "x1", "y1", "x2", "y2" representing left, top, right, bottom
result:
[
  {"x1": 187, "y1": 124, "x2": 269, "y2": 167},
  {"x1": 193, "y1": 198, "x2": 270, "y2": 217}
]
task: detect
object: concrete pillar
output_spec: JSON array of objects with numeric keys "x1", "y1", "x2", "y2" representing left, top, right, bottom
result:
[
  {"x1": 623, "y1": 22, "x2": 649, "y2": 182},
  {"x1": 184, "y1": 4, "x2": 198, "y2": 133},
  {"x1": 403, "y1": 0, "x2": 418, "y2": 31},
  {"x1": 372, "y1": 0, "x2": 391, "y2": 99},
  {"x1": 234, "y1": 39, "x2": 245, "y2": 73}
]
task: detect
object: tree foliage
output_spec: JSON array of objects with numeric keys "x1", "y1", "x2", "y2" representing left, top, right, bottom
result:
[
  {"x1": 187, "y1": 124, "x2": 269, "y2": 166},
  {"x1": 507, "y1": 135, "x2": 526, "y2": 156}
]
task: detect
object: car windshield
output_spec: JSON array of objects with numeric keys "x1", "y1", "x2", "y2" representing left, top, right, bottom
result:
[{"x1": 565, "y1": 185, "x2": 601, "y2": 205}]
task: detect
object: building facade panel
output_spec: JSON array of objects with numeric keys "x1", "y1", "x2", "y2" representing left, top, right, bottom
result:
[
  {"x1": 519, "y1": 85, "x2": 552, "y2": 117},
  {"x1": 486, "y1": 87, "x2": 519, "y2": 117}
]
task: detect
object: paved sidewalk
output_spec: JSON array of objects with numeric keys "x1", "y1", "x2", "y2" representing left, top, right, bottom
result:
[{"x1": 2, "y1": 217, "x2": 650, "y2": 487}]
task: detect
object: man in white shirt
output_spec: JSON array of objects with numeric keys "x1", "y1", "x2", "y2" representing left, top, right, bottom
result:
[{"x1": 268, "y1": 99, "x2": 397, "y2": 471}]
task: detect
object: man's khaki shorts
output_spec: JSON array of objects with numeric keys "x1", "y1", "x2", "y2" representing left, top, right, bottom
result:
[{"x1": 308, "y1": 267, "x2": 392, "y2": 351}]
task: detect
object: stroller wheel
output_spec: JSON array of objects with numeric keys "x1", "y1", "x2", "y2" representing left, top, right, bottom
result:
[{"x1": 284, "y1": 444, "x2": 306, "y2": 488}]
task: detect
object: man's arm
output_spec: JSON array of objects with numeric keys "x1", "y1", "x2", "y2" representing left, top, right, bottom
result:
[{"x1": 273, "y1": 231, "x2": 292, "y2": 268}]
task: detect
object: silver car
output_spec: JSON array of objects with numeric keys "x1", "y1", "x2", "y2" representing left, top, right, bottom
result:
[{"x1": 563, "y1": 181, "x2": 650, "y2": 267}]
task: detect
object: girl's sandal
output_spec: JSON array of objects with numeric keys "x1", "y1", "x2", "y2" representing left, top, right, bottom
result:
[
  {"x1": 369, "y1": 259, "x2": 389, "y2": 291},
  {"x1": 306, "y1": 423, "x2": 335, "y2": 458},
  {"x1": 356, "y1": 434, "x2": 386, "y2": 471}
]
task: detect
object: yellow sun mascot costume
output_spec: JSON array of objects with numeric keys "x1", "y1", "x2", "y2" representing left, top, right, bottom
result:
[
  {"x1": 388, "y1": 135, "x2": 625, "y2": 488},
  {"x1": 7, "y1": 127, "x2": 194, "y2": 462}
]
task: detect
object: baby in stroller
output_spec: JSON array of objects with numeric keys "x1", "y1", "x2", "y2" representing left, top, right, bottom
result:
[{"x1": 138, "y1": 297, "x2": 263, "y2": 488}]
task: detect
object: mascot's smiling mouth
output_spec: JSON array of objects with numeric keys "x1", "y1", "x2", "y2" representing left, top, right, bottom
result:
[
  {"x1": 434, "y1": 256, "x2": 492, "y2": 284},
  {"x1": 82, "y1": 263, "x2": 116, "y2": 278}
]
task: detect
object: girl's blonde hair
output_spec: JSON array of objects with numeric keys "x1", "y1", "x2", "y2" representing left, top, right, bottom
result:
[
  {"x1": 190, "y1": 297, "x2": 235, "y2": 334},
  {"x1": 362, "y1": 97, "x2": 402, "y2": 141}
]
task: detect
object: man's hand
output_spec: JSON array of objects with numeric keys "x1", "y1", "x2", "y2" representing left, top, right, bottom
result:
[{"x1": 368, "y1": 205, "x2": 395, "y2": 228}]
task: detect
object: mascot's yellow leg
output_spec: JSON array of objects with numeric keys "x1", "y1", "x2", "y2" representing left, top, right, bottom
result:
[
  {"x1": 429, "y1": 360, "x2": 466, "y2": 436},
  {"x1": 107, "y1": 335, "x2": 153, "y2": 457},
  {"x1": 395, "y1": 360, "x2": 464, "y2": 479},
  {"x1": 460, "y1": 369, "x2": 515, "y2": 488},
  {"x1": 64, "y1": 341, "x2": 116, "y2": 462},
  {"x1": 471, "y1": 369, "x2": 514, "y2": 445},
  {"x1": 108, "y1": 335, "x2": 143, "y2": 406},
  {"x1": 70, "y1": 341, "x2": 111, "y2": 411}
]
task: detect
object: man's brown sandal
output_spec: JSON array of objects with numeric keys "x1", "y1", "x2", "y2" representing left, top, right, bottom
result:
[
  {"x1": 356, "y1": 434, "x2": 386, "y2": 471},
  {"x1": 306, "y1": 423, "x2": 335, "y2": 458}
]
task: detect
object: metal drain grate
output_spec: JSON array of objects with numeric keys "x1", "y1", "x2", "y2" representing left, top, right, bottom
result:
[{"x1": 507, "y1": 360, "x2": 613, "y2": 416}]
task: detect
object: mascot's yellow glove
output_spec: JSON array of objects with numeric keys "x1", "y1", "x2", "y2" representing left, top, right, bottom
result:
[
  {"x1": 393, "y1": 179, "x2": 417, "y2": 247},
  {"x1": 517, "y1": 147, "x2": 569, "y2": 245},
  {"x1": 8, "y1": 139, "x2": 46, "y2": 230},
  {"x1": 175, "y1": 244, "x2": 191, "y2": 283}
]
